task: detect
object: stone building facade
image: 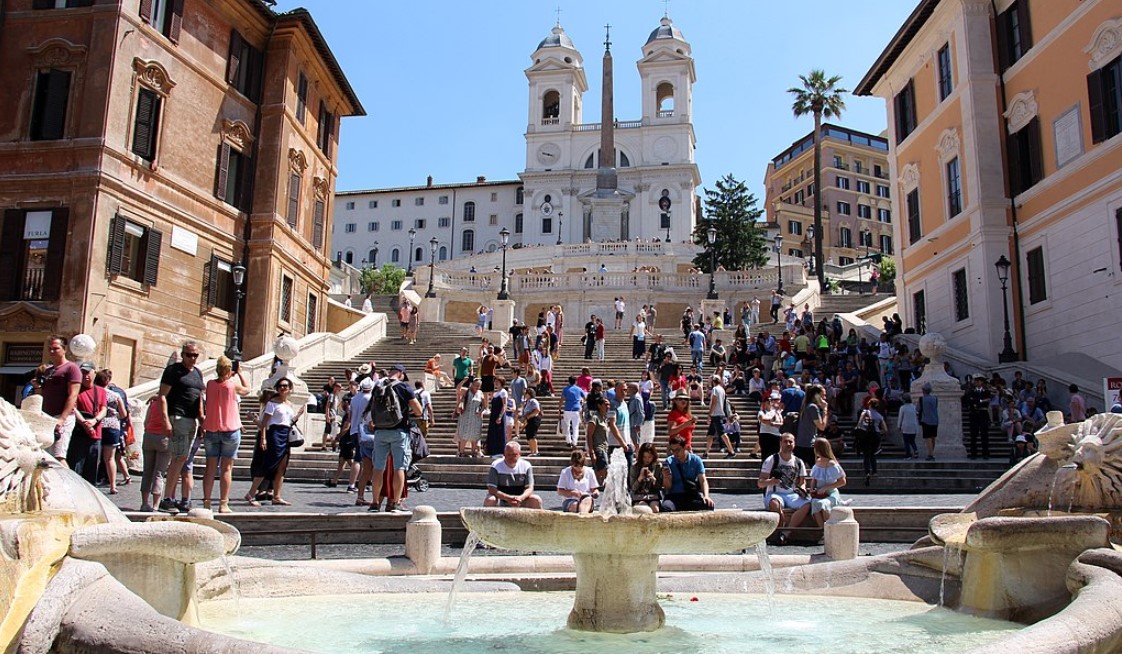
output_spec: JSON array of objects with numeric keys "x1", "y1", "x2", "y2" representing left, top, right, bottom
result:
[
  {"x1": 764, "y1": 124, "x2": 896, "y2": 267},
  {"x1": 0, "y1": 0, "x2": 363, "y2": 397},
  {"x1": 856, "y1": 0, "x2": 1122, "y2": 370}
]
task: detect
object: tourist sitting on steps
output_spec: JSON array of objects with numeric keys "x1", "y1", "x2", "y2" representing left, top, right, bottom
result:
[
  {"x1": 661, "y1": 435, "x2": 715, "y2": 512},
  {"x1": 557, "y1": 451, "x2": 599, "y2": 513},
  {"x1": 759, "y1": 433, "x2": 812, "y2": 546},
  {"x1": 484, "y1": 441, "x2": 543, "y2": 509}
]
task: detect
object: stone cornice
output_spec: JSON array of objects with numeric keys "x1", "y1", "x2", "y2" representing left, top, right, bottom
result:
[
  {"x1": 1004, "y1": 90, "x2": 1038, "y2": 134},
  {"x1": 132, "y1": 58, "x2": 176, "y2": 96},
  {"x1": 1085, "y1": 17, "x2": 1122, "y2": 72},
  {"x1": 27, "y1": 37, "x2": 87, "y2": 68}
]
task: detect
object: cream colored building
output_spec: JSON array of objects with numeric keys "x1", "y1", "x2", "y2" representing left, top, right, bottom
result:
[{"x1": 856, "y1": 0, "x2": 1122, "y2": 372}]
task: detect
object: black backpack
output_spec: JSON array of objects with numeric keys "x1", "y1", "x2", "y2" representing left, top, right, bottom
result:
[{"x1": 367, "y1": 379, "x2": 405, "y2": 429}]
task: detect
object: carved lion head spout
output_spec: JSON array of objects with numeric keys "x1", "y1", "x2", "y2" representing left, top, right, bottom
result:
[
  {"x1": 1069, "y1": 414, "x2": 1122, "y2": 511},
  {"x1": 0, "y1": 398, "x2": 54, "y2": 513}
]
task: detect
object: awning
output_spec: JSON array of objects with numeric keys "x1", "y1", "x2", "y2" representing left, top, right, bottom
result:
[{"x1": 0, "y1": 366, "x2": 35, "y2": 376}]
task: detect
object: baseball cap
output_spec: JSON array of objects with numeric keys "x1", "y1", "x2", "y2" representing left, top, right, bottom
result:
[
  {"x1": 392, "y1": 363, "x2": 409, "y2": 381},
  {"x1": 359, "y1": 378, "x2": 375, "y2": 391},
  {"x1": 1014, "y1": 435, "x2": 1028, "y2": 443},
  {"x1": 79, "y1": 361, "x2": 96, "y2": 372}
]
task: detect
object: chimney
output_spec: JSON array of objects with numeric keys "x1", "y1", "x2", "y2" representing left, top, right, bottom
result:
[
  {"x1": 426, "y1": 175, "x2": 433, "y2": 187},
  {"x1": 477, "y1": 176, "x2": 486, "y2": 183}
]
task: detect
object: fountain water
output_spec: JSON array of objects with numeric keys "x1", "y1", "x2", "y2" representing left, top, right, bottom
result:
[
  {"x1": 753, "y1": 541, "x2": 775, "y2": 615},
  {"x1": 442, "y1": 531, "x2": 482, "y2": 622},
  {"x1": 599, "y1": 449, "x2": 632, "y2": 516}
]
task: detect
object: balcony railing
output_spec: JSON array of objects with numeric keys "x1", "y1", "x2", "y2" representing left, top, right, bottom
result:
[
  {"x1": 21, "y1": 267, "x2": 44, "y2": 301},
  {"x1": 541, "y1": 117, "x2": 559, "y2": 125},
  {"x1": 656, "y1": 110, "x2": 674, "y2": 118},
  {"x1": 571, "y1": 120, "x2": 643, "y2": 132},
  {"x1": 874, "y1": 171, "x2": 888, "y2": 179},
  {"x1": 833, "y1": 161, "x2": 849, "y2": 171},
  {"x1": 428, "y1": 267, "x2": 801, "y2": 295}
]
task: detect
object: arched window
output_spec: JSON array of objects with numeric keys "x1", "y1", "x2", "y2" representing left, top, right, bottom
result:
[
  {"x1": 367, "y1": 248, "x2": 377, "y2": 263},
  {"x1": 463, "y1": 201, "x2": 475, "y2": 222},
  {"x1": 438, "y1": 245, "x2": 447, "y2": 261},
  {"x1": 656, "y1": 82, "x2": 675, "y2": 116},
  {"x1": 584, "y1": 153, "x2": 595, "y2": 169},
  {"x1": 486, "y1": 242, "x2": 497, "y2": 253},
  {"x1": 514, "y1": 212, "x2": 524, "y2": 234},
  {"x1": 391, "y1": 247, "x2": 400, "y2": 263},
  {"x1": 619, "y1": 151, "x2": 630, "y2": 167},
  {"x1": 414, "y1": 247, "x2": 423, "y2": 262},
  {"x1": 542, "y1": 90, "x2": 560, "y2": 123},
  {"x1": 344, "y1": 250, "x2": 353, "y2": 265},
  {"x1": 461, "y1": 229, "x2": 474, "y2": 252},
  {"x1": 515, "y1": 187, "x2": 524, "y2": 205}
]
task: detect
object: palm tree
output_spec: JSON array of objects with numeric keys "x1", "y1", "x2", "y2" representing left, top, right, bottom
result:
[{"x1": 789, "y1": 70, "x2": 847, "y2": 291}]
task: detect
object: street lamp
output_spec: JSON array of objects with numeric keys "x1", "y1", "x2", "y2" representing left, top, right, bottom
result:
[
  {"x1": 497, "y1": 227, "x2": 511, "y2": 300},
  {"x1": 773, "y1": 233, "x2": 784, "y2": 294},
  {"x1": 425, "y1": 237, "x2": 438, "y2": 298},
  {"x1": 664, "y1": 208, "x2": 672, "y2": 243},
  {"x1": 556, "y1": 211, "x2": 563, "y2": 246},
  {"x1": 225, "y1": 262, "x2": 247, "y2": 370},
  {"x1": 371, "y1": 241, "x2": 379, "y2": 268},
  {"x1": 706, "y1": 224, "x2": 718, "y2": 300},
  {"x1": 994, "y1": 254, "x2": 1019, "y2": 362},
  {"x1": 407, "y1": 228, "x2": 417, "y2": 275}
]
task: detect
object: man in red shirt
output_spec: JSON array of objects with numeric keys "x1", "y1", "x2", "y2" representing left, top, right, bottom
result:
[{"x1": 41, "y1": 335, "x2": 81, "y2": 463}]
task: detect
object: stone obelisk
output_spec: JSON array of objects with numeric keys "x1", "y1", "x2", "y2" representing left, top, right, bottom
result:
[{"x1": 588, "y1": 25, "x2": 629, "y2": 242}]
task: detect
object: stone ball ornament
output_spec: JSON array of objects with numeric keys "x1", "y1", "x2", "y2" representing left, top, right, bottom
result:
[
  {"x1": 273, "y1": 335, "x2": 299, "y2": 362},
  {"x1": 68, "y1": 333, "x2": 96, "y2": 360},
  {"x1": 918, "y1": 332, "x2": 947, "y2": 362}
]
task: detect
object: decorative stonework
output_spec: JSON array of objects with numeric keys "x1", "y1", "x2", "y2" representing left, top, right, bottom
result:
[
  {"x1": 1004, "y1": 90, "x2": 1038, "y2": 134},
  {"x1": 0, "y1": 303, "x2": 59, "y2": 333},
  {"x1": 936, "y1": 127, "x2": 961, "y2": 162},
  {"x1": 312, "y1": 176, "x2": 329, "y2": 200},
  {"x1": 962, "y1": 1, "x2": 992, "y2": 16},
  {"x1": 28, "y1": 38, "x2": 87, "y2": 68},
  {"x1": 897, "y1": 162, "x2": 920, "y2": 192},
  {"x1": 221, "y1": 120, "x2": 253, "y2": 151},
  {"x1": 1085, "y1": 17, "x2": 1122, "y2": 71},
  {"x1": 288, "y1": 148, "x2": 308, "y2": 174},
  {"x1": 132, "y1": 58, "x2": 175, "y2": 96}
]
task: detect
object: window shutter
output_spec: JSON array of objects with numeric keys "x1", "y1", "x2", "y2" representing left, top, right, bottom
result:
[
  {"x1": 287, "y1": 173, "x2": 300, "y2": 228},
  {"x1": 226, "y1": 31, "x2": 242, "y2": 85},
  {"x1": 168, "y1": 0, "x2": 184, "y2": 44},
  {"x1": 106, "y1": 214, "x2": 126, "y2": 275},
  {"x1": 0, "y1": 211, "x2": 24, "y2": 301},
  {"x1": 205, "y1": 252, "x2": 218, "y2": 307},
  {"x1": 1006, "y1": 127, "x2": 1023, "y2": 195},
  {"x1": 215, "y1": 142, "x2": 230, "y2": 200},
  {"x1": 312, "y1": 199, "x2": 325, "y2": 250},
  {"x1": 296, "y1": 73, "x2": 308, "y2": 123},
  {"x1": 238, "y1": 152, "x2": 255, "y2": 211},
  {"x1": 1017, "y1": 1, "x2": 1032, "y2": 52},
  {"x1": 131, "y1": 89, "x2": 159, "y2": 161},
  {"x1": 32, "y1": 0, "x2": 53, "y2": 10},
  {"x1": 139, "y1": 0, "x2": 153, "y2": 23},
  {"x1": 996, "y1": 11, "x2": 1010, "y2": 72},
  {"x1": 1027, "y1": 118, "x2": 1043, "y2": 186},
  {"x1": 41, "y1": 208, "x2": 68, "y2": 301},
  {"x1": 142, "y1": 228, "x2": 162, "y2": 286},
  {"x1": 1088, "y1": 69, "x2": 1106, "y2": 144}
]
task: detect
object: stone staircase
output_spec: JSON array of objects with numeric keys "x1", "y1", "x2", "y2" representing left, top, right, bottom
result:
[{"x1": 203, "y1": 309, "x2": 1013, "y2": 494}]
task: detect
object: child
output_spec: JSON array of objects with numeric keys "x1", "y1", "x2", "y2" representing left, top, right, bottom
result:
[
  {"x1": 724, "y1": 413, "x2": 742, "y2": 455},
  {"x1": 897, "y1": 392, "x2": 919, "y2": 459}
]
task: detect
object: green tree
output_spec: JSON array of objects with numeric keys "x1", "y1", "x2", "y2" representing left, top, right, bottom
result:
[
  {"x1": 691, "y1": 173, "x2": 769, "y2": 272},
  {"x1": 789, "y1": 69, "x2": 847, "y2": 290},
  {"x1": 876, "y1": 256, "x2": 896, "y2": 289},
  {"x1": 360, "y1": 263, "x2": 406, "y2": 295}
]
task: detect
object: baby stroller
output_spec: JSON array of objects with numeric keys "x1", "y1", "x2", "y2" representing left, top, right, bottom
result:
[{"x1": 407, "y1": 423, "x2": 431, "y2": 492}]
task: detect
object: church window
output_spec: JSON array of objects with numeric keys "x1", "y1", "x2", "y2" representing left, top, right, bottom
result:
[
  {"x1": 584, "y1": 154, "x2": 595, "y2": 169},
  {"x1": 461, "y1": 229, "x2": 474, "y2": 252},
  {"x1": 542, "y1": 90, "x2": 560, "y2": 125},
  {"x1": 619, "y1": 151, "x2": 630, "y2": 167},
  {"x1": 463, "y1": 201, "x2": 475, "y2": 222},
  {"x1": 656, "y1": 82, "x2": 675, "y2": 117},
  {"x1": 515, "y1": 187, "x2": 524, "y2": 205}
]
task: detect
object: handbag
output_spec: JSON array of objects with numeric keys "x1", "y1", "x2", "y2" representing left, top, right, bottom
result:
[{"x1": 287, "y1": 423, "x2": 305, "y2": 448}]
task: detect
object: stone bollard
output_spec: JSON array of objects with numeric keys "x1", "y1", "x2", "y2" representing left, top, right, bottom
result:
[
  {"x1": 824, "y1": 506, "x2": 859, "y2": 560},
  {"x1": 405, "y1": 505, "x2": 442, "y2": 574}
]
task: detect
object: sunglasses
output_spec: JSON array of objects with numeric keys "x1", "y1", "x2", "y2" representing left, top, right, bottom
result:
[
  {"x1": 277, "y1": 384, "x2": 291, "y2": 389},
  {"x1": 182, "y1": 352, "x2": 199, "y2": 358}
]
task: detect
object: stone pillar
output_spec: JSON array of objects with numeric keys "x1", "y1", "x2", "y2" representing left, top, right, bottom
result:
[
  {"x1": 909, "y1": 333, "x2": 966, "y2": 459},
  {"x1": 569, "y1": 552, "x2": 664, "y2": 632},
  {"x1": 699, "y1": 299, "x2": 725, "y2": 329},
  {"x1": 405, "y1": 505, "x2": 442, "y2": 574},
  {"x1": 824, "y1": 506, "x2": 859, "y2": 561},
  {"x1": 419, "y1": 297, "x2": 442, "y2": 323},
  {"x1": 491, "y1": 300, "x2": 515, "y2": 333}
]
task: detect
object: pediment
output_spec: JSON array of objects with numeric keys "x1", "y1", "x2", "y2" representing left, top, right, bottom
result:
[
  {"x1": 639, "y1": 49, "x2": 690, "y2": 64},
  {"x1": 526, "y1": 60, "x2": 581, "y2": 74},
  {"x1": 0, "y1": 302, "x2": 59, "y2": 333}
]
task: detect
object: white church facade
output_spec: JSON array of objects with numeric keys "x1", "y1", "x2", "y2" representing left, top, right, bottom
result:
[{"x1": 331, "y1": 16, "x2": 701, "y2": 265}]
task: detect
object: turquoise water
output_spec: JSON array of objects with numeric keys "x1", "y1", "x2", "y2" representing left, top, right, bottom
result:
[{"x1": 198, "y1": 592, "x2": 1020, "y2": 654}]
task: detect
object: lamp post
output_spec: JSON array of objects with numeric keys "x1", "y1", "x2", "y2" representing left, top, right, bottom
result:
[
  {"x1": 371, "y1": 241, "x2": 379, "y2": 268},
  {"x1": 497, "y1": 227, "x2": 511, "y2": 300},
  {"x1": 995, "y1": 255, "x2": 1019, "y2": 362},
  {"x1": 706, "y1": 224, "x2": 718, "y2": 300},
  {"x1": 425, "y1": 237, "x2": 438, "y2": 298},
  {"x1": 407, "y1": 228, "x2": 417, "y2": 275},
  {"x1": 664, "y1": 208, "x2": 672, "y2": 243},
  {"x1": 774, "y1": 233, "x2": 784, "y2": 294},
  {"x1": 859, "y1": 228, "x2": 870, "y2": 294},
  {"x1": 556, "y1": 211, "x2": 563, "y2": 246},
  {"x1": 225, "y1": 262, "x2": 246, "y2": 369}
]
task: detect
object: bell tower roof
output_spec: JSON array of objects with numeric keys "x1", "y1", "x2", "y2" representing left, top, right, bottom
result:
[
  {"x1": 645, "y1": 16, "x2": 686, "y2": 45},
  {"x1": 537, "y1": 25, "x2": 575, "y2": 50}
]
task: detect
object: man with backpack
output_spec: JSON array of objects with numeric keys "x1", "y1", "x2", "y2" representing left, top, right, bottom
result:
[{"x1": 365, "y1": 364, "x2": 422, "y2": 513}]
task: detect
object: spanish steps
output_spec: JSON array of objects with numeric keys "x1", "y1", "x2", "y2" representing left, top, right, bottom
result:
[{"x1": 198, "y1": 295, "x2": 1013, "y2": 495}]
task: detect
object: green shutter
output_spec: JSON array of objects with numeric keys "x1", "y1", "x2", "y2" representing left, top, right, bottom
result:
[
  {"x1": 142, "y1": 227, "x2": 162, "y2": 286},
  {"x1": 41, "y1": 208, "x2": 68, "y2": 301},
  {"x1": 106, "y1": 214, "x2": 126, "y2": 275}
]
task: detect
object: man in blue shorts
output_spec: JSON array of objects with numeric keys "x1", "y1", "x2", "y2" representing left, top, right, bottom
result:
[
  {"x1": 368, "y1": 364, "x2": 422, "y2": 513},
  {"x1": 758, "y1": 432, "x2": 811, "y2": 545}
]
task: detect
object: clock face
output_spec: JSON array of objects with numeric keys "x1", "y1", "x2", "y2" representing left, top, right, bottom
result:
[{"x1": 537, "y1": 143, "x2": 562, "y2": 165}]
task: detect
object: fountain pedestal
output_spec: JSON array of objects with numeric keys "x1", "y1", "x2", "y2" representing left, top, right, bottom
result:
[{"x1": 460, "y1": 508, "x2": 778, "y2": 633}]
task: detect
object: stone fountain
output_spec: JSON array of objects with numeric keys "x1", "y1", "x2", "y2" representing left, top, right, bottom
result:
[{"x1": 461, "y1": 507, "x2": 778, "y2": 632}]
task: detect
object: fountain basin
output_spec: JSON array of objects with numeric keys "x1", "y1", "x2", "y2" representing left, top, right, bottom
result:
[{"x1": 460, "y1": 508, "x2": 779, "y2": 632}]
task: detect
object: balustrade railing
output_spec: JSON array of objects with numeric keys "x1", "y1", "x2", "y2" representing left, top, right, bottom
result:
[{"x1": 21, "y1": 267, "x2": 44, "y2": 301}]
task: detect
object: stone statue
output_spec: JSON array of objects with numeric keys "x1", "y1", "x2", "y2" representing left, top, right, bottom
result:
[{"x1": 0, "y1": 399, "x2": 52, "y2": 513}]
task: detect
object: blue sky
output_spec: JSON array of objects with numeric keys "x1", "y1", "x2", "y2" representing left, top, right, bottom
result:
[{"x1": 273, "y1": 1, "x2": 916, "y2": 199}]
